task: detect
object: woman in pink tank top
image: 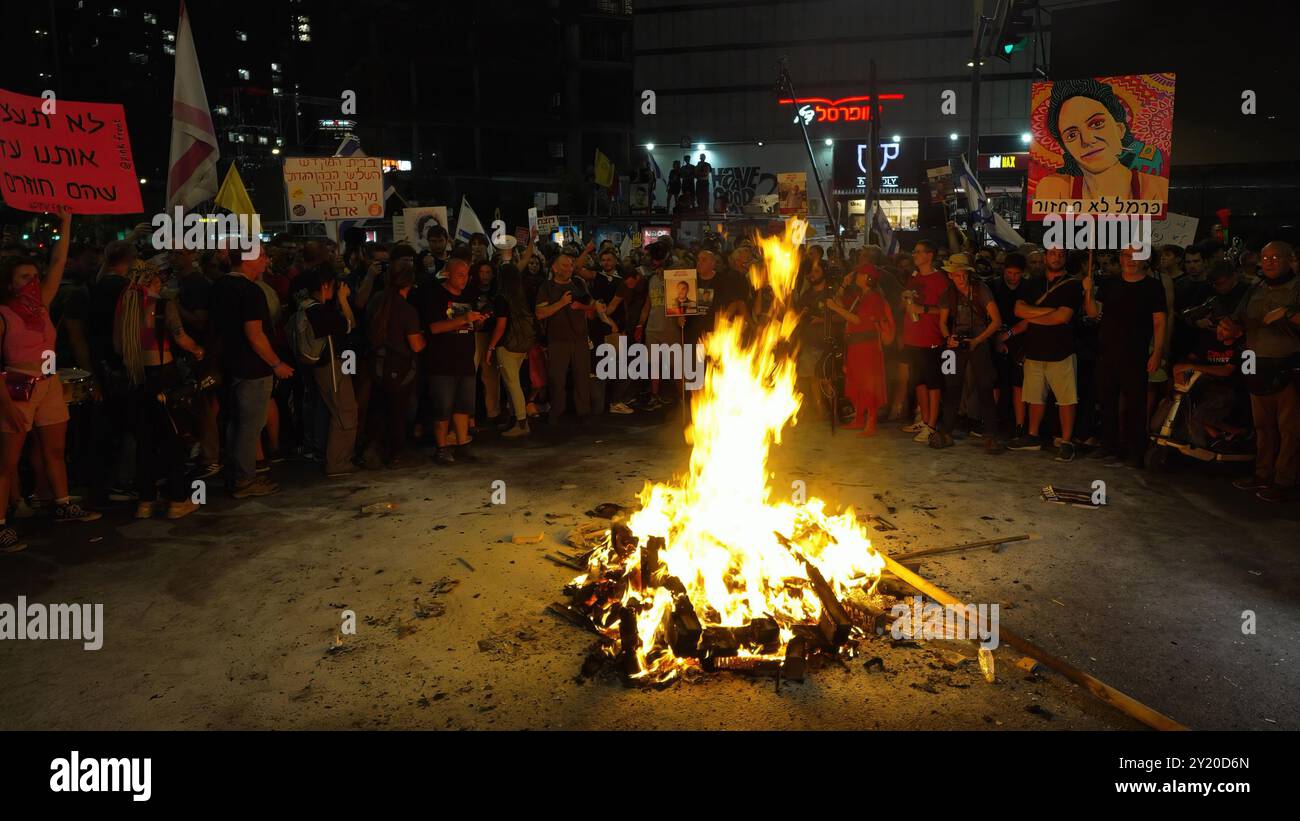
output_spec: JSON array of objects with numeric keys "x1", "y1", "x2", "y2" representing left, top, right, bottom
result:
[{"x1": 0, "y1": 209, "x2": 101, "y2": 552}]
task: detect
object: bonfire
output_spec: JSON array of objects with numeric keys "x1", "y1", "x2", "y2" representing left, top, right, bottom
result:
[{"x1": 559, "y1": 219, "x2": 891, "y2": 684}]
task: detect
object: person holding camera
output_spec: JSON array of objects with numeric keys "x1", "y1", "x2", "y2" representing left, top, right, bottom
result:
[
  {"x1": 113, "y1": 260, "x2": 205, "y2": 519},
  {"x1": 935, "y1": 254, "x2": 1003, "y2": 453},
  {"x1": 294, "y1": 268, "x2": 358, "y2": 478},
  {"x1": 536, "y1": 252, "x2": 598, "y2": 424}
]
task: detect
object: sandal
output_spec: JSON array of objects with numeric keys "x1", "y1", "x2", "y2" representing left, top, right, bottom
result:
[{"x1": 0, "y1": 525, "x2": 27, "y2": 553}]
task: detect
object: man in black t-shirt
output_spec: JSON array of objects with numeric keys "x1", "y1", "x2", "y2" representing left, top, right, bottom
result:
[
  {"x1": 1175, "y1": 322, "x2": 1248, "y2": 450},
  {"x1": 1009, "y1": 248, "x2": 1085, "y2": 461},
  {"x1": 210, "y1": 249, "x2": 294, "y2": 496},
  {"x1": 991, "y1": 253, "x2": 1041, "y2": 437},
  {"x1": 419, "y1": 258, "x2": 483, "y2": 464},
  {"x1": 1084, "y1": 247, "x2": 1168, "y2": 467}
]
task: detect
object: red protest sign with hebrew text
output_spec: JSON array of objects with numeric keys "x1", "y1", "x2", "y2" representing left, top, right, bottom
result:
[{"x1": 0, "y1": 88, "x2": 144, "y2": 214}]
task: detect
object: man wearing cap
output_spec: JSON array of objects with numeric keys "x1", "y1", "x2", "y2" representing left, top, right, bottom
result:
[
  {"x1": 935, "y1": 253, "x2": 1003, "y2": 453},
  {"x1": 1010, "y1": 247, "x2": 1084, "y2": 461}
]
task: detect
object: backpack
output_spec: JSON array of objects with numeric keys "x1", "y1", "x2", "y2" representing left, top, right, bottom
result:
[
  {"x1": 288, "y1": 298, "x2": 327, "y2": 365},
  {"x1": 502, "y1": 294, "x2": 537, "y2": 354}
]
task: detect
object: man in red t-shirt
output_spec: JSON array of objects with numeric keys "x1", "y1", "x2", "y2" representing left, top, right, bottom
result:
[{"x1": 899, "y1": 239, "x2": 951, "y2": 441}]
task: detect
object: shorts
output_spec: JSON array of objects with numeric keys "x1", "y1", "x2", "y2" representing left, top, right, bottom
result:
[
  {"x1": 1022, "y1": 355, "x2": 1078, "y2": 406},
  {"x1": 430, "y1": 373, "x2": 476, "y2": 420},
  {"x1": 905, "y1": 345, "x2": 944, "y2": 390},
  {"x1": 798, "y1": 342, "x2": 827, "y2": 379},
  {"x1": 0, "y1": 375, "x2": 70, "y2": 434}
]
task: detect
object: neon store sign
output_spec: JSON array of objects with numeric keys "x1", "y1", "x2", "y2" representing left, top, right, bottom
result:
[{"x1": 779, "y1": 94, "x2": 905, "y2": 125}]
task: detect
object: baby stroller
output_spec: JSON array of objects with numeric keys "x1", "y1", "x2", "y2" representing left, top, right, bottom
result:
[{"x1": 1145, "y1": 370, "x2": 1254, "y2": 471}]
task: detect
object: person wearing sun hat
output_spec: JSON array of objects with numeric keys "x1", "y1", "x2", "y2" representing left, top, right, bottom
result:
[{"x1": 933, "y1": 253, "x2": 1003, "y2": 453}]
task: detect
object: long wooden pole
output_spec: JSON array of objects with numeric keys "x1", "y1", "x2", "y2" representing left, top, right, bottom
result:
[
  {"x1": 893, "y1": 534, "x2": 1030, "y2": 561},
  {"x1": 880, "y1": 554, "x2": 1188, "y2": 731}
]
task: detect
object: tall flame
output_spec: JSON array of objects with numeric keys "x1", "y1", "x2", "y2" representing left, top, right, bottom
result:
[{"x1": 578, "y1": 218, "x2": 884, "y2": 681}]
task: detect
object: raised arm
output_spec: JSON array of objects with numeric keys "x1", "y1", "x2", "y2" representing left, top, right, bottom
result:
[{"x1": 41, "y1": 210, "x2": 73, "y2": 306}]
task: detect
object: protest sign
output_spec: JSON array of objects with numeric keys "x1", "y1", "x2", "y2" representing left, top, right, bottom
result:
[
  {"x1": 403, "y1": 206, "x2": 448, "y2": 250},
  {"x1": 777, "y1": 172, "x2": 807, "y2": 215},
  {"x1": 0, "y1": 88, "x2": 143, "y2": 214},
  {"x1": 282, "y1": 156, "x2": 383, "y2": 222},
  {"x1": 1026, "y1": 73, "x2": 1175, "y2": 221},
  {"x1": 665, "y1": 269, "x2": 701, "y2": 316},
  {"x1": 926, "y1": 164, "x2": 954, "y2": 205},
  {"x1": 1151, "y1": 211, "x2": 1198, "y2": 248},
  {"x1": 527, "y1": 206, "x2": 538, "y2": 238},
  {"x1": 536, "y1": 214, "x2": 559, "y2": 239}
]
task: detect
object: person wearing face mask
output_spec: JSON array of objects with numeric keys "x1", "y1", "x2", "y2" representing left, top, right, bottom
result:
[
  {"x1": 0, "y1": 210, "x2": 102, "y2": 551},
  {"x1": 113, "y1": 261, "x2": 205, "y2": 519}
]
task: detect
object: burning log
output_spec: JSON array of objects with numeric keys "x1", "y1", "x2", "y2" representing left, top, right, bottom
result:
[
  {"x1": 618, "y1": 604, "x2": 642, "y2": 678},
  {"x1": 610, "y1": 523, "x2": 637, "y2": 557},
  {"x1": 708, "y1": 655, "x2": 784, "y2": 675},
  {"x1": 661, "y1": 575, "x2": 702, "y2": 658},
  {"x1": 781, "y1": 635, "x2": 809, "y2": 682},
  {"x1": 774, "y1": 532, "x2": 852, "y2": 647},
  {"x1": 641, "y1": 536, "x2": 663, "y2": 588}
]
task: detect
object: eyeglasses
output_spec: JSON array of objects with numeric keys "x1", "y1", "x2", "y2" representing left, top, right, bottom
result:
[{"x1": 1260, "y1": 255, "x2": 1288, "y2": 262}]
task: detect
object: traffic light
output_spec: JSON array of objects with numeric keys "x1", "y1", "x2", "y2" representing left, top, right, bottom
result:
[{"x1": 990, "y1": 0, "x2": 1036, "y2": 62}]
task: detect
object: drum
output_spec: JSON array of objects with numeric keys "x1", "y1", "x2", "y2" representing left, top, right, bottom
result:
[{"x1": 58, "y1": 368, "x2": 94, "y2": 406}]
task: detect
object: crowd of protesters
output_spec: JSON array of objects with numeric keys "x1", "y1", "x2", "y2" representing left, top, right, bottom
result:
[{"x1": 0, "y1": 210, "x2": 1296, "y2": 550}]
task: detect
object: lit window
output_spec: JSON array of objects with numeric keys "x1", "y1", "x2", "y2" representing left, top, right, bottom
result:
[
  {"x1": 110, "y1": 8, "x2": 122, "y2": 17},
  {"x1": 236, "y1": 31, "x2": 248, "y2": 42},
  {"x1": 237, "y1": 68, "x2": 250, "y2": 80},
  {"x1": 214, "y1": 105, "x2": 230, "y2": 116},
  {"x1": 144, "y1": 12, "x2": 157, "y2": 24},
  {"x1": 297, "y1": 23, "x2": 311, "y2": 33},
  {"x1": 164, "y1": 30, "x2": 175, "y2": 42},
  {"x1": 270, "y1": 62, "x2": 281, "y2": 72},
  {"x1": 272, "y1": 87, "x2": 282, "y2": 96},
  {"x1": 258, "y1": 136, "x2": 269, "y2": 145},
  {"x1": 296, "y1": 33, "x2": 311, "y2": 42},
  {"x1": 163, "y1": 44, "x2": 175, "y2": 56},
  {"x1": 297, "y1": 15, "x2": 309, "y2": 22}
]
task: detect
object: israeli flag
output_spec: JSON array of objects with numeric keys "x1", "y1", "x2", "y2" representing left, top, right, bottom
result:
[{"x1": 951, "y1": 154, "x2": 1025, "y2": 249}]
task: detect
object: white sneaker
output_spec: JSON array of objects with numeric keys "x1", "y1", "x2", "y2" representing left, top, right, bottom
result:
[
  {"x1": 609, "y1": 402, "x2": 635, "y2": 415},
  {"x1": 912, "y1": 423, "x2": 934, "y2": 443},
  {"x1": 901, "y1": 412, "x2": 925, "y2": 433}
]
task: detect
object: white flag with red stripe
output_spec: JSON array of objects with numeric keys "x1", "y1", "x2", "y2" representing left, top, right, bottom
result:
[{"x1": 166, "y1": 0, "x2": 219, "y2": 210}]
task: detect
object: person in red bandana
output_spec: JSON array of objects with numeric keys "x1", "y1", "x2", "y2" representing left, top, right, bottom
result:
[{"x1": 0, "y1": 209, "x2": 101, "y2": 552}]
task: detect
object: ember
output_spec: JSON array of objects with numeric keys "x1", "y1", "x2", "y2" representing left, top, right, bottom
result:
[{"x1": 558, "y1": 219, "x2": 891, "y2": 683}]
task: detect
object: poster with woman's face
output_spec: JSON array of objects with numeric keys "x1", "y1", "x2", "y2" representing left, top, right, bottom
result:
[{"x1": 1026, "y1": 73, "x2": 1175, "y2": 221}]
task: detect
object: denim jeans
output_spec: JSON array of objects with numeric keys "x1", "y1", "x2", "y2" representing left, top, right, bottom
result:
[{"x1": 227, "y1": 375, "x2": 273, "y2": 483}]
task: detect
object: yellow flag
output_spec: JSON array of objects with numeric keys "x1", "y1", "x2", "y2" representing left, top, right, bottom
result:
[
  {"x1": 214, "y1": 163, "x2": 256, "y2": 217},
  {"x1": 594, "y1": 149, "x2": 615, "y2": 188}
]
